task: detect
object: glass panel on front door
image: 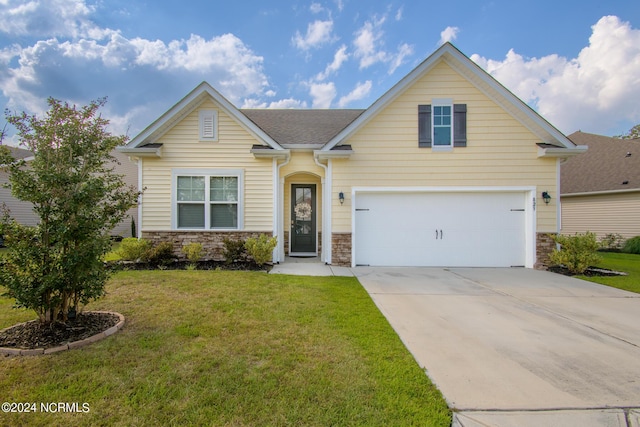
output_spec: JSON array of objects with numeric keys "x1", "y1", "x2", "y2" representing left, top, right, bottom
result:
[{"x1": 291, "y1": 184, "x2": 316, "y2": 254}]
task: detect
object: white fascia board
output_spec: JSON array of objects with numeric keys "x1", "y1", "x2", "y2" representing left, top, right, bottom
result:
[
  {"x1": 538, "y1": 145, "x2": 588, "y2": 158},
  {"x1": 251, "y1": 148, "x2": 290, "y2": 159},
  {"x1": 314, "y1": 149, "x2": 353, "y2": 160},
  {"x1": 117, "y1": 145, "x2": 162, "y2": 158},
  {"x1": 561, "y1": 188, "x2": 640, "y2": 197}
]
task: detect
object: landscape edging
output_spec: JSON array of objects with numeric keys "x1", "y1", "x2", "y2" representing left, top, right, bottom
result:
[{"x1": 0, "y1": 311, "x2": 125, "y2": 356}]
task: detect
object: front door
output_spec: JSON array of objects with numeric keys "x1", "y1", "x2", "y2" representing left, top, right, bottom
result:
[{"x1": 291, "y1": 184, "x2": 316, "y2": 254}]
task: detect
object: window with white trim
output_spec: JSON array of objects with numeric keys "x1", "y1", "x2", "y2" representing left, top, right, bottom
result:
[
  {"x1": 433, "y1": 103, "x2": 452, "y2": 147},
  {"x1": 199, "y1": 110, "x2": 218, "y2": 141},
  {"x1": 174, "y1": 170, "x2": 242, "y2": 229}
]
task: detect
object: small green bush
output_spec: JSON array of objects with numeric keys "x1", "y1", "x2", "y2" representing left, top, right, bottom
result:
[
  {"x1": 550, "y1": 232, "x2": 601, "y2": 274},
  {"x1": 223, "y1": 238, "x2": 247, "y2": 264},
  {"x1": 245, "y1": 234, "x2": 277, "y2": 266},
  {"x1": 599, "y1": 233, "x2": 625, "y2": 251},
  {"x1": 623, "y1": 236, "x2": 640, "y2": 255},
  {"x1": 148, "y1": 242, "x2": 175, "y2": 266},
  {"x1": 117, "y1": 237, "x2": 152, "y2": 262},
  {"x1": 182, "y1": 242, "x2": 204, "y2": 263}
]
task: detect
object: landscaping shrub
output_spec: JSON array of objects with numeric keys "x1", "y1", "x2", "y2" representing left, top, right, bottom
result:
[
  {"x1": 550, "y1": 232, "x2": 601, "y2": 274},
  {"x1": 117, "y1": 237, "x2": 152, "y2": 262},
  {"x1": 223, "y1": 238, "x2": 247, "y2": 264},
  {"x1": 148, "y1": 242, "x2": 175, "y2": 266},
  {"x1": 245, "y1": 234, "x2": 277, "y2": 266},
  {"x1": 182, "y1": 242, "x2": 204, "y2": 263},
  {"x1": 623, "y1": 236, "x2": 640, "y2": 255},
  {"x1": 599, "y1": 233, "x2": 625, "y2": 251}
]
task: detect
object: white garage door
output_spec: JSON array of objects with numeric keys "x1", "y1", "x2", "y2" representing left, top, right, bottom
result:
[{"x1": 354, "y1": 191, "x2": 527, "y2": 267}]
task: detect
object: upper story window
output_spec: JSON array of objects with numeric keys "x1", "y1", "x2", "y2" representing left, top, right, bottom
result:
[
  {"x1": 199, "y1": 110, "x2": 218, "y2": 141},
  {"x1": 419, "y1": 101, "x2": 467, "y2": 149},
  {"x1": 433, "y1": 104, "x2": 452, "y2": 147}
]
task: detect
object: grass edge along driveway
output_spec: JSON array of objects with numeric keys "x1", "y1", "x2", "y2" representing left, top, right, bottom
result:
[
  {"x1": 578, "y1": 252, "x2": 640, "y2": 294},
  {"x1": 0, "y1": 270, "x2": 451, "y2": 427}
]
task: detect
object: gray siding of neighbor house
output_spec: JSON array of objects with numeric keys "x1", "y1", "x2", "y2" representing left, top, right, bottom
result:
[
  {"x1": 561, "y1": 191, "x2": 640, "y2": 239},
  {"x1": 0, "y1": 149, "x2": 139, "y2": 238}
]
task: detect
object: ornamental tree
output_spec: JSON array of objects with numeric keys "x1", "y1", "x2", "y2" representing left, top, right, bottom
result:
[{"x1": 0, "y1": 98, "x2": 139, "y2": 324}]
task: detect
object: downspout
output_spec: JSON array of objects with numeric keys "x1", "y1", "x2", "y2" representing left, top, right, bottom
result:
[
  {"x1": 135, "y1": 156, "x2": 143, "y2": 239},
  {"x1": 314, "y1": 156, "x2": 331, "y2": 264},
  {"x1": 274, "y1": 155, "x2": 290, "y2": 263}
]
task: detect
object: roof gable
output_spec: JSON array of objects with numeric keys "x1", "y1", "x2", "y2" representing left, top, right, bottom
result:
[
  {"x1": 562, "y1": 131, "x2": 640, "y2": 195},
  {"x1": 123, "y1": 82, "x2": 283, "y2": 152},
  {"x1": 322, "y1": 42, "x2": 581, "y2": 153}
]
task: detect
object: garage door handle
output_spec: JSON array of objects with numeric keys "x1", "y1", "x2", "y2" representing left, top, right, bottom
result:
[
  {"x1": 435, "y1": 229, "x2": 443, "y2": 239},
  {"x1": 440, "y1": 230, "x2": 443, "y2": 239}
]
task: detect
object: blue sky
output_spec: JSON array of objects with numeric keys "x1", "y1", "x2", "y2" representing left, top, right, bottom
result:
[{"x1": 1, "y1": 0, "x2": 639, "y2": 144}]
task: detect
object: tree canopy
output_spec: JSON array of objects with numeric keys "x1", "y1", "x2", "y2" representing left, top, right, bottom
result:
[
  {"x1": 616, "y1": 124, "x2": 640, "y2": 139},
  {"x1": 0, "y1": 98, "x2": 139, "y2": 324}
]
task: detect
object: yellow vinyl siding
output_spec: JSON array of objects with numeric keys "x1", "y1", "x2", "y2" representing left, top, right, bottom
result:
[
  {"x1": 141, "y1": 99, "x2": 273, "y2": 231},
  {"x1": 561, "y1": 192, "x2": 640, "y2": 239},
  {"x1": 331, "y1": 59, "x2": 557, "y2": 232}
]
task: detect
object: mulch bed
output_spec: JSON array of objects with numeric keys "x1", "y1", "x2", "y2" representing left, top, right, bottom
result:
[
  {"x1": 548, "y1": 265, "x2": 627, "y2": 277},
  {"x1": 0, "y1": 312, "x2": 119, "y2": 350}
]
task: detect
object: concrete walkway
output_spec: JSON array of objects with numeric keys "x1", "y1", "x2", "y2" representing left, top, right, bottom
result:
[
  {"x1": 269, "y1": 257, "x2": 354, "y2": 277},
  {"x1": 354, "y1": 267, "x2": 640, "y2": 427}
]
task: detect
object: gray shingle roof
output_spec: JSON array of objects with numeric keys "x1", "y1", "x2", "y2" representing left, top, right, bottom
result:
[
  {"x1": 241, "y1": 109, "x2": 364, "y2": 148},
  {"x1": 2, "y1": 146, "x2": 33, "y2": 160},
  {"x1": 562, "y1": 131, "x2": 640, "y2": 194}
]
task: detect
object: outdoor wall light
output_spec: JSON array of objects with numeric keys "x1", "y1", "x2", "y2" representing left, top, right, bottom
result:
[
  {"x1": 339, "y1": 192, "x2": 345, "y2": 205},
  {"x1": 541, "y1": 191, "x2": 551, "y2": 205}
]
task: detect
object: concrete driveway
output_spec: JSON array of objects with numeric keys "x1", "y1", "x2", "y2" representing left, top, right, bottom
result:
[{"x1": 354, "y1": 267, "x2": 640, "y2": 426}]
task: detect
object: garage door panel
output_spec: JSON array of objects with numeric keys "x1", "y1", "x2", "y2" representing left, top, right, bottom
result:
[{"x1": 354, "y1": 191, "x2": 526, "y2": 267}]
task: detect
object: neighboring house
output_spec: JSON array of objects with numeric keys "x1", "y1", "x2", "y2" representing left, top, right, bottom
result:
[
  {"x1": 561, "y1": 131, "x2": 640, "y2": 240},
  {"x1": 120, "y1": 42, "x2": 586, "y2": 269},
  {"x1": 0, "y1": 146, "x2": 39, "y2": 226},
  {"x1": 0, "y1": 146, "x2": 138, "y2": 238}
]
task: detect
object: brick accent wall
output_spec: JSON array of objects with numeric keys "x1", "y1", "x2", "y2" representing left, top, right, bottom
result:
[
  {"x1": 535, "y1": 232, "x2": 557, "y2": 270},
  {"x1": 142, "y1": 231, "x2": 272, "y2": 261},
  {"x1": 331, "y1": 232, "x2": 352, "y2": 267}
]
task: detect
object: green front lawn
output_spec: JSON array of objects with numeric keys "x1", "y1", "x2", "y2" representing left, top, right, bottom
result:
[
  {"x1": 578, "y1": 252, "x2": 640, "y2": 294},
  {"x1": 0, "y1": 271, "x2": 451, "y2": 426}
]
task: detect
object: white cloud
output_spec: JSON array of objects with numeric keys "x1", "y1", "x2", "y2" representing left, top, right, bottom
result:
[
  {"x1": 315, "y1": 45, "x2": 349, "y2": 81},
  {"x1": 471, "y1": 15, "x2": 640, "y2": 134},
  {"x1": 353, "y1": 15, "x2": 413, "y2": 74},
  {"x1": 353, "y1": 16, "x2": 388, "y2": 69},
  {"x1": 0, "y1": 0, "x2": 106, "y2": 39},
  {"x1": 0, "y1": 18, "x2": 270, "y2": 139},
  {"x1": 293, "y1": 19, "x2": 335, "y2": 51},
  {"x1": 309, "y1": 82, "x2": 336, "y2": 108},
  {"x1": 338, "y1": 80, "x2": 372, "y2": 107},
  {"x1": 310, "y1": 2, "x2": 324, "y2": 14},
  {"x1": 388, "y1": 43, "x2": 413, "y2": 74},
  {"x1": 395, "y1": 6, "x2": 403, "y2": 21},
  {"x1": 439, "y1": 26, "x2": 460, "y2": 45}
]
